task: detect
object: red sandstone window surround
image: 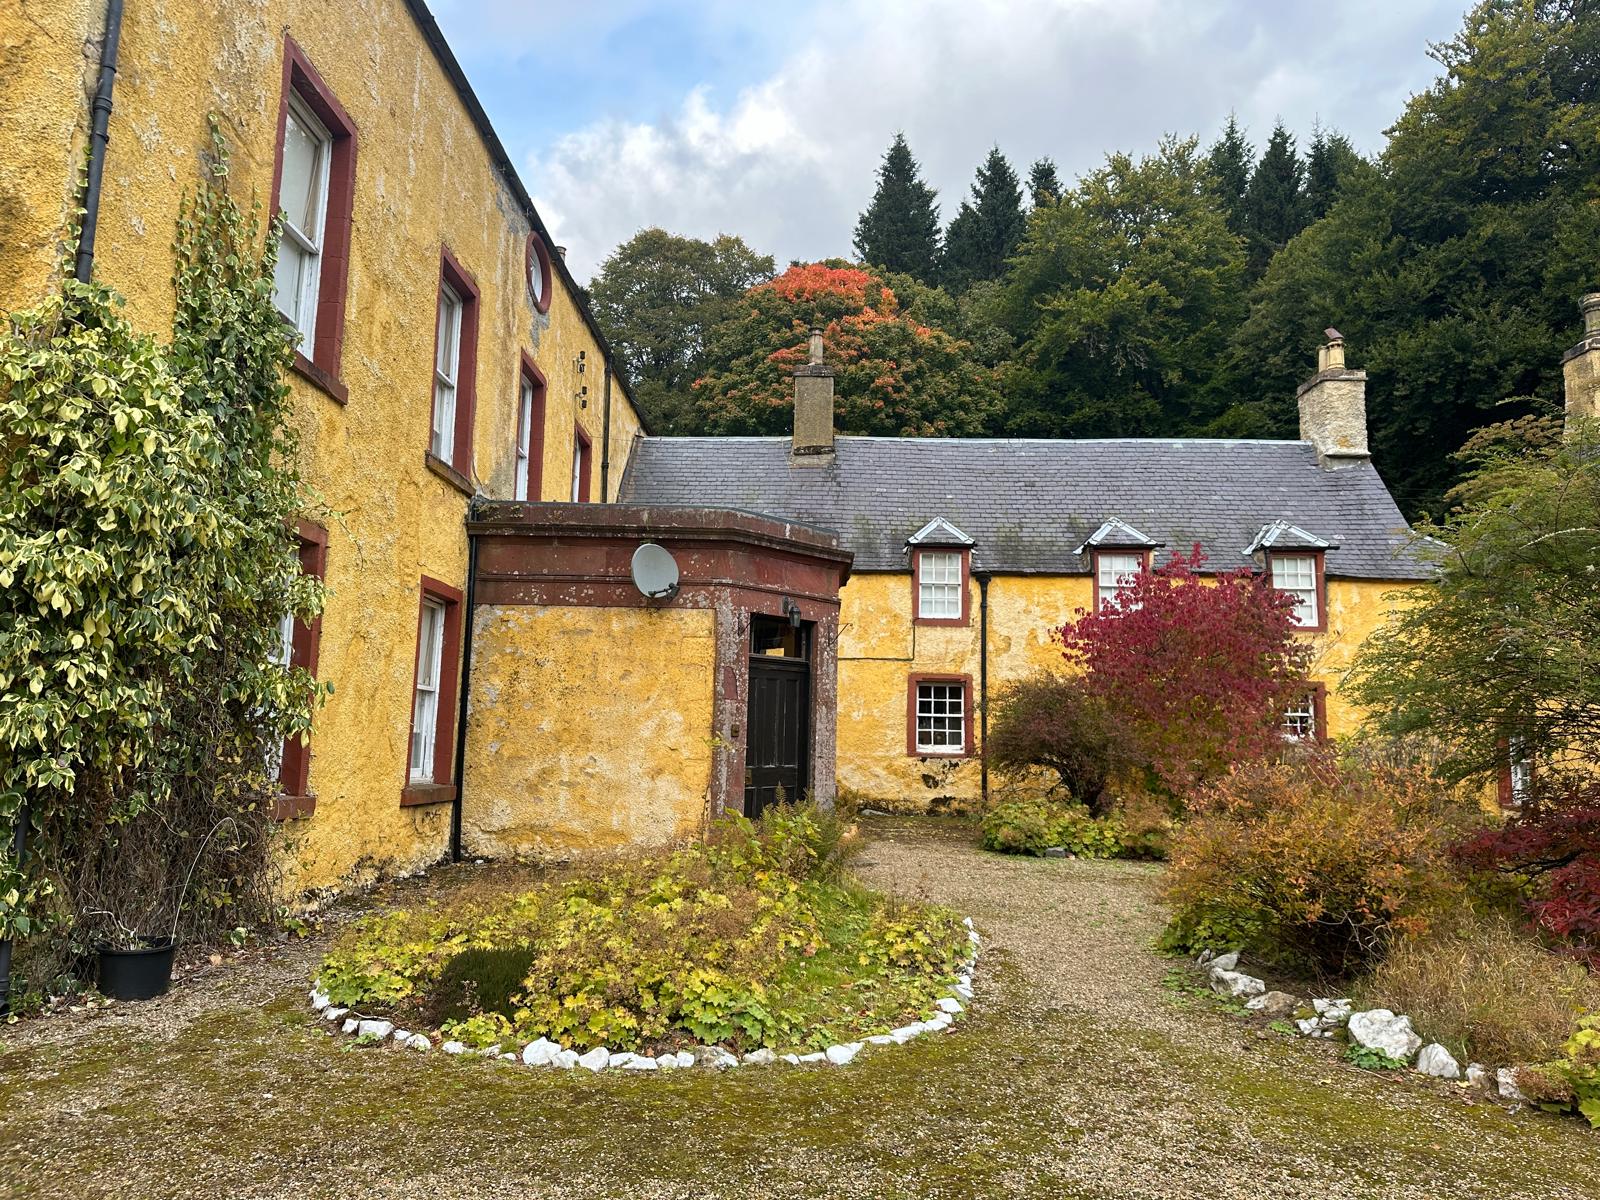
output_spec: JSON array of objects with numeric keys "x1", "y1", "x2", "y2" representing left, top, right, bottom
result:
[
  {"x1": 515, "y1": 354, "x2": 546, "y2": 501},
  {"x1": 427, "y1": 247, "x2": 480, "y2": 492},
  {"x1": 526, "y1": 232, "x2": 554, "y2": 315},
  {"x1": 403, "y1": 576, "x2": 464, "y2": 807},
  {"x1": 912, "y1": 547, "x2": 970, "y2": 626},
  {"x1": 1267, "y1": 550, "x2": 1327, "y2": 632},
  {"x1": 1281, "y1": 682, "x2": 1328, "y2": 743},
  {"x1": 273, "y1": 520, "x2": 328, "y2": 818},
  {"x1": 907, "y1": 674, "x2": 974, "y2": 757},
  {"x1": 270, "y1": 35, "x2": 357, "y2": 405},
  {"x1": 571, "y1": 427, "x2": 592, "y2": 502}
]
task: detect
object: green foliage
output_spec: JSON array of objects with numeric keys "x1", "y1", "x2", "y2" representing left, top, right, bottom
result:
[
  {"x1": 978, "y1": 798, "x2": 1128, "y2": 859},
  {"x1": 989, "y1": 137, "x2": 1246, "y2": 438},
  {"x1": 941, "y1": 147, "x2": 1026, "y2": 293},
  {"x1": 1027, "y1": 157, "x2": 1062, "y2": 209},
  {"x1": 1206, "y1": 113, "x2": 1253, "y2": 236},
  {"x1": 1347, "y1": 418, "x2": 1600, "y2": 782},
  {"x1": 0, "y1": 129, "x2": 320, "y2": 946},
  {"x1": 853, "y1": 133, "x2": 942, "y2": 282},
  {"x1": 1243, "y1": 122, "x2": 1308, "y2": 277},
  {"x1": 586, "y1": 228, "x2": 774, "y2": 434},
  {"x1": 1345, "y1": 1043, "x2": 1410, "y2": 1071},
  {"x1": 1546, "y1": 1016, "x2": 1600, "y2": 1127},
  {"x1": 318, "y1": 805, "x2": 967, "y2": 1054}
]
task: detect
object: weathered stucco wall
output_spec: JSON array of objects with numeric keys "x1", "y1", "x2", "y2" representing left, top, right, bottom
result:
[
  {"x1": 465, "y1": 605, "x2": 716, "y2": 856},
  {"x1": 1, "y1": 0, "x2": 646, "y2": 893},
  {"x1": 837, "y1": 571, "x2": 1424, "y2": 811}
]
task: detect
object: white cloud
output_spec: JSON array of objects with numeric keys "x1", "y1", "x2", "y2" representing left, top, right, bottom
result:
[{"x1": 523, "y1": 0, "x2": 1466, "y2": 280}]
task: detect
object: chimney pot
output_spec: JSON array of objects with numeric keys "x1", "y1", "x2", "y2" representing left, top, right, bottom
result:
[{"x1": 1297, "y1": 331, "x2": 1369, "y2": 468}]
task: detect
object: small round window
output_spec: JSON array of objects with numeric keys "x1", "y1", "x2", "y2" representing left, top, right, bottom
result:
[{"x1": 526, "y1": 232, "x2": 553, "y2": 314}]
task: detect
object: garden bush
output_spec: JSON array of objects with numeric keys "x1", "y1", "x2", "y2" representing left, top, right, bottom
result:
[
  {"x1": 1359, "y1": 915, "x2": 1600, "y2": 1065},
  {"x1": 1519, "y1": 1015, "x2": 1600, "y2": 1128},
  {"x1": 1159, "y1": 751, "x2": 1481, "y2": 974},
  {"x1": 978, "y1": 797, "x2": 1128, "y2": 858},
  {"x1": 983, "y1": 675, "x2": 1135, "y2": 815},
  {"x1": 317, "y1": 804, "x2": 966, "y2": 1054}
]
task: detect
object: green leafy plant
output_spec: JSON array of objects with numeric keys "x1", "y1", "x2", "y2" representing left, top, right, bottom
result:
[
  {"x1": 1345, "y1": 1043, "x2": 1410, "y2": 1071},
  {"x1": 978, "y1": 797, "x2": 1128, "y2": 859}
]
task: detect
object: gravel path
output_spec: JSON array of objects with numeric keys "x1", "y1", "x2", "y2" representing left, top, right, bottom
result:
[{"x1": 1, "y1": 816, "x2": 1595, "y2": 1199}]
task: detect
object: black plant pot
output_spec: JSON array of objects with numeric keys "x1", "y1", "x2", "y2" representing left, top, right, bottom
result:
[{"x1": 97, "y1": 936, "x2": 177, "y2": 1001}]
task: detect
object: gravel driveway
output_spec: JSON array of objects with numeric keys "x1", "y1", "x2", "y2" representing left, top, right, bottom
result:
[{"x1": 2, "y1": 816, "x2": 1595, "y2": 1199}]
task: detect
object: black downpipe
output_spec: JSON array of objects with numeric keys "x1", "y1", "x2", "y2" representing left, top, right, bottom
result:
[
  {"x1": 75, "y1": 0, "x2": 126, "y2": 285},
  {"x1": 599, "y1": 362, "x2": 613, "y2": 502},
  {"x1": 448, "y1": 519, "x2": 480, "y2": 863},
  {"x1": 975, "y1": 570, "x2": 991, "y2": 805},
  {"x1": 3, "y1": 0, "x2": 125, "y2": 1017}
]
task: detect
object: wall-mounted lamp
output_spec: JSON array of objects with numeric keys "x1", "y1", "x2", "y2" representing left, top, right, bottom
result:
[{"x1": 782, "y1": 597, "x2": 802, "y2": 628}]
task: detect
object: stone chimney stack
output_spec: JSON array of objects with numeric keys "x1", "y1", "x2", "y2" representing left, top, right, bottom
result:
[
  {"x1": 1297, "y1": 328, "x2": 1370, "y2": 469},
  {"x1": 791, "y1": 327, "x2": 835, "y2": 464},
  {"x1": 1562, "y1": 293, "x2": 1600, "y2": 433}
]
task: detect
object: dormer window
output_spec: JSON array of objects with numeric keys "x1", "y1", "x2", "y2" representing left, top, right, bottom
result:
[
  {"x1": 906, "y1": 517, "x2": 974, "y2": 627},
  {"x1": 1095, "y1": 552, "x2": 1145, "y2": 611},
  {"x1": 1271, "y1": 554, "x2": 1320, "y2": 627}
]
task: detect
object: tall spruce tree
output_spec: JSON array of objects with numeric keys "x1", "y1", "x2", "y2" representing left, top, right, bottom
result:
[
  {"x1": 941, "y1": 147, "x2": 1027, "y2": 292},
  {"x1": 1206, "y1": 114, "x2": 1253, "y2": 235},
  {"x1": 1028, "y1": 157, "x2": 1063, "y2": 207},
  {"x1": 1305, "y1": 126, "x2": 1361, "y2": 220},
  {"x1": 853, "y1": 133, "x2": 942, "y2": 282},
  {"x1": 1243, "y1": 121, "x2": 1309, "y2": 276}
]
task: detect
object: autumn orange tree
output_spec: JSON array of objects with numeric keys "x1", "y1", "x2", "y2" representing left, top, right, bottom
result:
[{"x1": 691, "y1": 261, "x2": 1003, "y2": 437}]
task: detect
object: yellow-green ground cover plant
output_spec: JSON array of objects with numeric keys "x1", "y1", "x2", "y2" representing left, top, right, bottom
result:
[{"x1": 316, "y1": 805, "x2": 969, "y2": 1054}]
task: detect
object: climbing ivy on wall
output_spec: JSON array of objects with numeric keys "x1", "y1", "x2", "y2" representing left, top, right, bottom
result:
[{"x1": 0, "y1": 128, "x2": 324, "y2": 953}]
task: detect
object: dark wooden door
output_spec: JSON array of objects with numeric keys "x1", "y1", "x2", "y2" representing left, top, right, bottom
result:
[{"x1": 745, "y1": 619, "x2": 810, "y2": 818}]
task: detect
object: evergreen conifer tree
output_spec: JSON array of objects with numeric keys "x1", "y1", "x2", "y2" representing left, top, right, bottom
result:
[
  {"x1": 853, "y1": 133, "x2": 942, "y2": 282},
  {"x1": 1205, "y1": 114, "x2": 1253, "y2": 235},
  {"x1": 1305, "y1": 126, "x2": 1360, "y2": 220},
  {"x1": 1243, "y1": 121, "x2": 1308, "y2": 275},
  {"x1": 941, "y1": 147, "x2": 1027, "y2": 291},
  {"x1": 1028, "y1": 157, "x2": 1062, "y2": 207}
]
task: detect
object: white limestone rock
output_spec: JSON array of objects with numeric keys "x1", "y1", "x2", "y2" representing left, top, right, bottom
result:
[
  {"x1": 952, "y1": 984, "x2": 974, "y2": 1002},
  {"x1": 1244, "y1": 991, "x2": 1300, "y2": 1018},
  {"x1": 825, "y1": 1042, "x2": 862, "y2": 1066},
  {"x1": 392, "y1": 1029, "x2": 412, "y2": 1043},
  {"x1": 309, "y1": 989, "x2": 330, "y2": 1012},
  {"x1": 744, "y1": 1048, "x2": 777, "y2": 1066},
  {"x1": 796, "y1": 1052, "x2": 826, "y2": 1064},
  {"x1": 323, "y1": 1007, "x2": 349, "y2": 1023},
  {"x1": 1208, "y1": 951, "x2": 1240, "y2": 973},
  {"x1": 958, "y1": 974, "x2": 973, "y2": 989},
  {"x1": 552, "y1": 1049, "x2": 580, "y2": 1069},
  {"x1": 673, "y1": 1051, "x2": 695, "y2": 1069},
  {"x1": 620, "y1": 1055, "x2": 657, "y2": 1071},
  {"x1": 341, "y1": 1018, "x2": 360, "y2": 1035},
  {"x1": 693, "y1": 1045, "x2": 740, "y2": 1070},
  {"x1": 962, "y1": 916, "x2": 974, "y2": 929},
  {"x1": 1347, "y1": 1010, "x2": 1422, "y2": 1063},
  {"x1": 656, "y1": 1054, "x2": 680, "y2": 1070},
  {"x1": 522, "y1": 1038, "x2": 561, "y2": 1067},
  {"x1": 404, "y1": 1033, "x2": 432, "y2": 1052},
  {"x1": 889, "y1": 1023, "x2": 925, "y2": 1043},
  {"x1": 1466, "y1": 1063, "x2": 1489, "y2": 1090},
  {"x1": 441, "y1": 1040, "x2": 468, "y2": 1055},
  {"x1": 1312, "y1": 997, "x2": 1353, "y2": 1020},
  {"x1": 1415, "y1": 1043, "x2": 1461, "y2": 1079},
  {"x1": 1497, "y1": 1067, "x2": 1526, "y2": 1102},
  {"x1": 936, "y1": 996, "x2": 964, "y2": 1015},
  {"x1": 576, "y1": 1047, "x2": 611, "y2": 1072},
  {"x1": 866, "y1": 1035, "x2": 895, "y2": 1046},
  {"x1": 1209, "y1": 968, "x2": 1266, "y2": 999},
  {"x1": 357, "y1": 1019, "x2": 395, "y2": 1042},
  {"x1": 1295, "y1": 1018, "x2": 1321, "y2": 1037},
  {"x1": 781, "y1": 1054, "x2": 801, "y2": 1065},
  {"x1": 1196, "y1": 949, "x2": 1215, "y2": 967}
]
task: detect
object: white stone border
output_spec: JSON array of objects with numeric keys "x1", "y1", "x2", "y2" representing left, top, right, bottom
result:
[{"x1": 308, "y1": 917, "x2": 983, "y2": 1074}]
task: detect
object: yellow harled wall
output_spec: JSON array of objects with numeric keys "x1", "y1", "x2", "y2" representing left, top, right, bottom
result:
[
  {"x1": 0, "y1": 0, "x2": 643, "y2": 891},
  {"x1": 837, "y1": 571, "x2": 1422, "y2": 811}
]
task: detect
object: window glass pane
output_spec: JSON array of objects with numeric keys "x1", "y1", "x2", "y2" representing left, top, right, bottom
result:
[
  {"x1": 410, "y1": 601, "x2": 446, "y2": 780},
  {"x1": 915, "y1": 682, "x2": 965, "y2": 752},
  {"x1": 1097, "y1": 552, "x2": 1142, "y2": 609},
  {"x1": 435, "y1": 287, "x2": 460, "y2": 382},
  {"x1": 1282, "y1": 693, "x2": 1317, "y2": 740},
  {"x1": 571, "y1": 438, "x2": 586, "y2": 501},
  {"x1": 514, "y1": 380, "x2": 533, "y2": 501},
  {"x1": 278, "y1": 107, "x2": 325, "y2": 237},
  {"x1": 918, "y1": 551, "x2": 961, "y2": 618},
  {"x1": 1271, "y1": 555, "x2": 1318, "y2": 626}
]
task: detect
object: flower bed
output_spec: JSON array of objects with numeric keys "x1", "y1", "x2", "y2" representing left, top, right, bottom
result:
[{"x1": 310, "y1": 806, "x2": 980, "y2": 1071}]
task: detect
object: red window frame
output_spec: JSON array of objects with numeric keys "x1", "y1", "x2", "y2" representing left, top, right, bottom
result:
[
  {"x1": 1282, "y1": 681, "x2": 1328, "y2": 744},
  {"x1": 270, "y1": 35, "x2": 357, "y2": 404},
  {"x1": 1265, "y1": 549, "x2": 1328, "y2": 633},
  {"x1": 571, "y1": 427, "x2": 593, "y2": 503},
  {"x1": 1091, "y1": 548, "x2": 1152, "y2": 611},
  {"x1": 1497, "y1": 737, "x2": 1534, "y2": 809},
  {"x1": 911, "y1": 546, "x2": 970, "y2": 627},
  {"x1": 425, "y1": 247, "x2": 480, "y2": 494},
  {"x1": 516, "y1": 353, "x2": 546, "y2": 501},
  {"x1": 906, "y1": 673, "x2": 975, "y2": 758},
  {"x1": 274, "y1": 520, "x2": 328, "y2": 819},
  {"x1": 401, "y1": 576, "x2": 464, "y2": 807}
]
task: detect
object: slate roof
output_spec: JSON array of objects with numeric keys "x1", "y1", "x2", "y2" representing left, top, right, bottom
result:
[{"x1": 618, "y1": 436, "x2": 1434, "y2": 580}]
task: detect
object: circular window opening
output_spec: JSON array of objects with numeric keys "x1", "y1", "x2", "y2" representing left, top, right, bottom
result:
[{"x1": 526, "y1": 232, "x2": 553, "y2": 314}]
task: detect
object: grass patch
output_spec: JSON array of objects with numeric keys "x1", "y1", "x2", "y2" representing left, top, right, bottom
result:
[{"x1": 316, "y1": 804, "x2": 969, "y2": 1055}]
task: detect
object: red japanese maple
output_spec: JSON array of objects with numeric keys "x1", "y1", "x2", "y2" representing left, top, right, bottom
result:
[{"x1": 1057, "y1": 547, "x2": 1311, "y2": 799}]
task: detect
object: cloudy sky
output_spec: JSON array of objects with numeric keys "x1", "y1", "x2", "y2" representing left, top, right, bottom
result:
[{"x1": 430, "y1": 0, "x2": 1469, "y2": 281}]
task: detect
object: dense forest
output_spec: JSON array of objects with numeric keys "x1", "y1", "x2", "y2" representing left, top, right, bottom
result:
[{"x1": 587, "y1": 0, "x2": 1600, "y2": 519}]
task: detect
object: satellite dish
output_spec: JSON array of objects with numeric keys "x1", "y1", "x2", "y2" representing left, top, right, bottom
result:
[{"x1": 630, "y1": 542, "x2": 680, "y2": 599}]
